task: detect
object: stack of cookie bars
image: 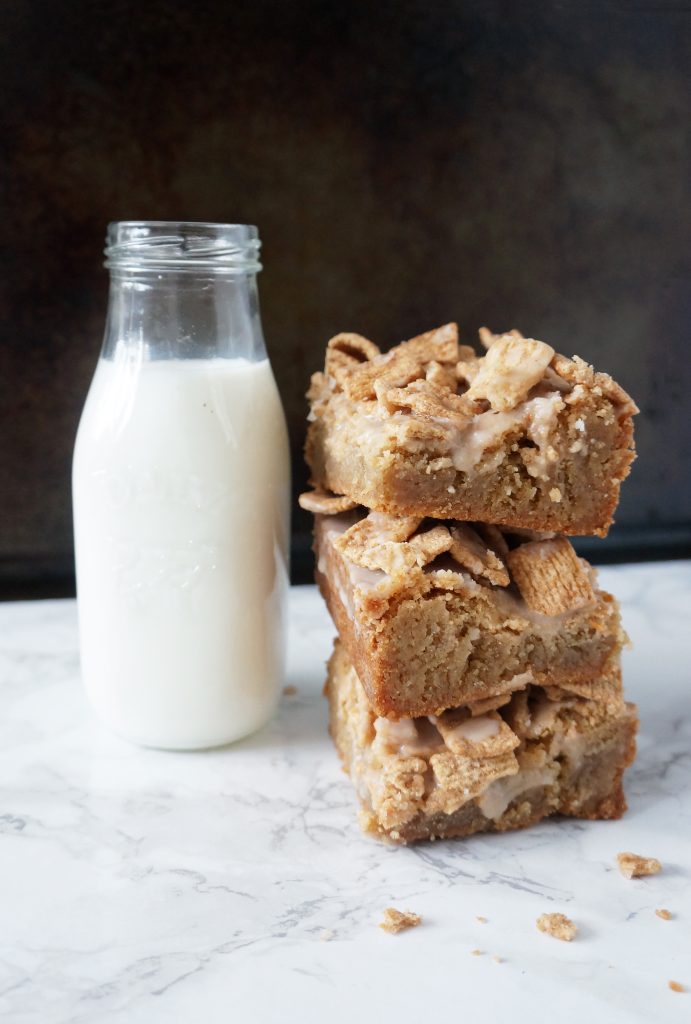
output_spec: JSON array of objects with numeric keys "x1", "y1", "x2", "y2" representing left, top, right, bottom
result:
[{"x1": 300, "y1": 324, "x2": 638, "y2": 844}]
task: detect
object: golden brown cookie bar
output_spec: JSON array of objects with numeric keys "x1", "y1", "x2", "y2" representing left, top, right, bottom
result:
[
  {"x1": 311, "y1": 508, "x2": 626, "y2": 718},
  {"x1": 305, "y1": 325, "x2": 637, "y2": 536},
  {"x1": 326, "y1": 640, "x2": 638, "y2": 844}
]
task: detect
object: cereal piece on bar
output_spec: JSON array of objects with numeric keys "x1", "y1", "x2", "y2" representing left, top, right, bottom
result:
[
  {"x1": 668, "y1": 981, "x2": 684, "y2": 993},
  {"x1": 325, "y1": 332, "x2": 381, "y2": 385},
  {"x1": 466, "y1": 693, "x2": 514, "y2": 716},
  {"x1": 617, "y1": 852, "x2": 662, "y2": 879},
  {"x1": 536, "y1": 913, "x2": 578, "y2": 942},
  {"x1": 377, "y1": 378, "x2": 471, "y2": 422},
  {"x1": 656, "y1": 908, "x2": 672, "y2": 920},
  {"x1": 433, "y1": 708, "x2": 520, "y2": 758},
  {"x1": 475, "y1": 522, "x2": 510, "y2": 558},
  {"x1": 478, "y1": 326, "x2": 524, "y2": 349},
  {"x1": 552, "y1": 352, "x2": 636, "y2": 409},
  {"x1": 456, "y1": 353, "x2": 482, "y2": 385},
  {"x1": 380, "y1": 907, "x2": 422, "y2": 933},
  {"x1": 397, "y1": 322, "x2": 459, "y2": 364},
  {"x1": 449, "y1": 523, "x2": 510, "y2": 586},
  {"x1": 326, "y1": 331, "x2": 380, "y2": 364},
  {"x1": 425, "y1": 748, "x2": 520, "y2": 817},
  {"x1": 345, "y1": 354, "x2": 425, "y2": 402},
  {"x1": 506, "y1": 537, "x2": 594, "y2": 616},
  {"x1": 465, "y1": 333, "x2": 555, "y2": 412},
  {"x1": 426, "y1": 360, "x2": 458, "y2": 390},
  {"x1": 331, "y1": 511, "x2": 423, "y2": 573},
  {"x1": 407, "y1": 525, "x2": 454, "y2": 566},
  {"x1": 298, "y1": 488, "x2": 359, "y2": 514}
]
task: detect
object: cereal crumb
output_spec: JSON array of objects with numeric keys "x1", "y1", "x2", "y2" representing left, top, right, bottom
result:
[
  {"x1": 319, "y1": 929, "x2": 334, "y2": 942},
  {"x1": 282, "y1": 685, "x2": 298, "y2": 697},
  {"x1": 549, "y1": 487, "x2": 562, "y2": 502},
  {"x1": 476, "y1": 916, "x2": 488, "y2": 924},
  {"x1": 471, "y1": 949, "x2": 484, "y2": 956},
  {"x1": 668, "y1": 981, "x2": 684, "y2": 993},
  {"x1": 380, "y1": 908, "x2": 421, "y2": 934},
  {"x1": 536, "y1": 912, "x2": 577, "y2": 942},
  {"x1": 492, "y1": 955, "x2": 503, "y2": 964},
  {"x1": 656, "y1": 908, "x2": 672, "y2": 921},
  {"x1": 617, "y1": 852, "x2": 662, "y2": 879}
]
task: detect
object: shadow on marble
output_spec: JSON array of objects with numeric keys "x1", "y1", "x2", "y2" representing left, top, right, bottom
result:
[{"x1": 210, "y1": 695, "x2": 330, "y2": 757}]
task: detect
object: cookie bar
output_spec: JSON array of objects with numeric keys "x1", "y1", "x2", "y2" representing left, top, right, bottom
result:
[
  {"x1": 326, "y1": 640, "x2": 638, "y2": 844},
  {"x1": 305, "y1": 325, "x2": 637, "y2": 536},
  {"x1": 309, "y1": 504, "x2": 626, "y2": 718}
]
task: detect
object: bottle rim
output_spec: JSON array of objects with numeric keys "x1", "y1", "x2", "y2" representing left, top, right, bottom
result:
[{"x1": 104, "y1": 221, "x2": 262, "y2": 273}]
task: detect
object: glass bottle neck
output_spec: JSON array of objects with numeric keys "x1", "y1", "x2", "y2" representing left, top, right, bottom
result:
[{"x1": 101, "y1": 268, "x2": 267, "y2": 363}]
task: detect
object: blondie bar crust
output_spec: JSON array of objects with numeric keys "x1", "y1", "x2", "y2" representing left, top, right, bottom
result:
[
  {"x1": 326, "y1": 640, "x2": 638, "y2": 844},
  {"x1": 310, "y1": 507, "x2": 625, "y2": 718},
  {"x1": 305, "y1": 325, "x2": 637, "y2": 536}
]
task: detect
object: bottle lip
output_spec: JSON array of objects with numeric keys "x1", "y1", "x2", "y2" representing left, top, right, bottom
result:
[{"x1": 104, "y1": 221, "x2": 262, "y2": 272}]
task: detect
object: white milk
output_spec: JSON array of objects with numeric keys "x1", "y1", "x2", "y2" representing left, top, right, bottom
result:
[{"x1": 72, "y1": 355, "x2": 290, "y2": 749}]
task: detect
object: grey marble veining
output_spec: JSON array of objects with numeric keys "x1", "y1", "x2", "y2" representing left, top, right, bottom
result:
[{"x1": 0, "y1": 565, "x2": 689, "y2": 1023}]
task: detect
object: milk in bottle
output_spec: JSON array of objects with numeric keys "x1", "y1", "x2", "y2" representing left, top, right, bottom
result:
[{"x1": 72, "y1": 223, "x2": 290, "y2": 749}]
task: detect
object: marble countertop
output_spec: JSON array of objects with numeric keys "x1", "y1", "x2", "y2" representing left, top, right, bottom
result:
[{"x1": 1, "y1": 564, "x2": 690, "y2": 1023}]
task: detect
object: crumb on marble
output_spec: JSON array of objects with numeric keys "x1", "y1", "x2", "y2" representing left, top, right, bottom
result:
[
  {"x1": 283, "y1": 685, "x2": 298, "y2": 697},
  {"x1": 656, "y1": 908, "x2": 672, "y2": 921},
  {"x1": 617, "y1": 852, "x2": 661, "y2": 879},
  {"x1": 536, "y1": 912, "x2": 577, "y2": 942},
  {"x1": 319, "y1": 929, "x2": 335, "y2": 942},
  {"x1": 476, "y1": 915, "x2": 488, "y2": 924},
  {"x1": 492, "y1": 955, "x2": 502, "y2": 964},
  {"x1": 471, "y1": 949, "x2": 484, "y2": 956},
  {"x1": 380, "y1": 908, "x2": 421, "y2": 934},
  {"x1": 668, "y1": 981, "x2": 684, "y2": 993}
]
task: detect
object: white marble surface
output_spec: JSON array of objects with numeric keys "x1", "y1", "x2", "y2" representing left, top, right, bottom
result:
[{"x1": 0, "y1": 564, "x2": 690, "y2": 1023}]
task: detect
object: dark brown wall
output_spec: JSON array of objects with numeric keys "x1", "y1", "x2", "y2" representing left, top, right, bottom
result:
[{"x1": 1, "y1": 0, "x2": 690, "y2": 592}]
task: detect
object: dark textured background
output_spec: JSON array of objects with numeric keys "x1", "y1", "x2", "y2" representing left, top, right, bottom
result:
[{"x1": 1, "y1": 0, "x2": 690, "y2": 595}]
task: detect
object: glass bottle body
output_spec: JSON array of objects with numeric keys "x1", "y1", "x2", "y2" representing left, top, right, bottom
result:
[{"x1": 72, "y1": 223, "x2": 290, "y2": 749}]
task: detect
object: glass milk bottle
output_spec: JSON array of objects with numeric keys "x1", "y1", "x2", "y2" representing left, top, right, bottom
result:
[{"x1": 73, "y1": 222, "x2": 290, "y2": 749}]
